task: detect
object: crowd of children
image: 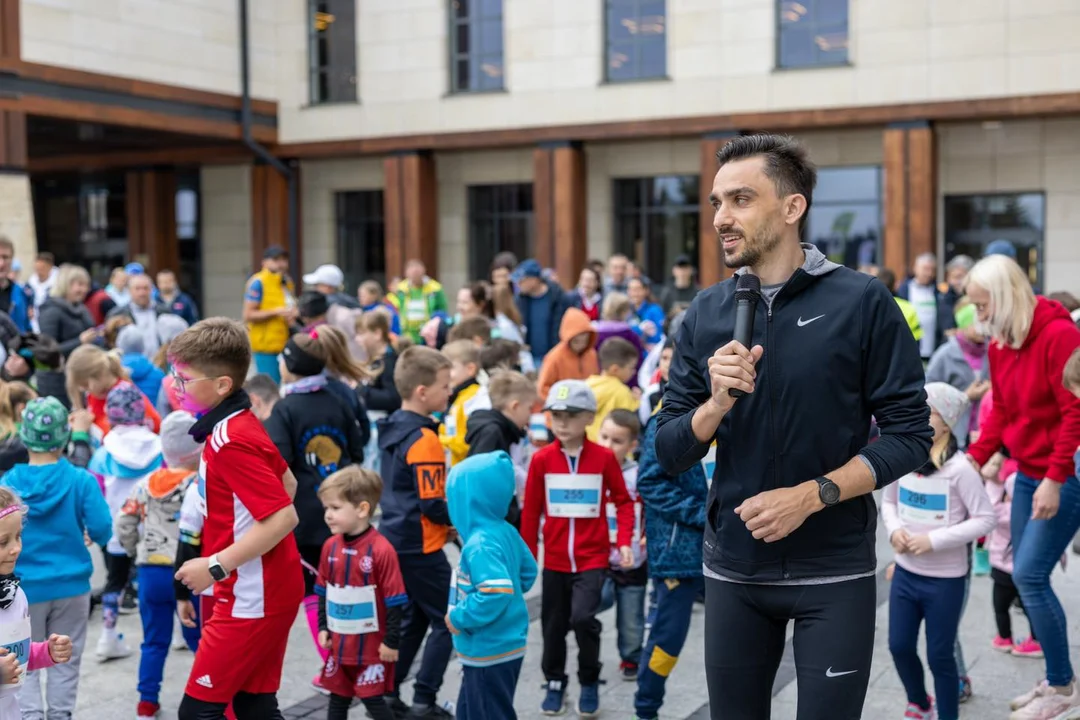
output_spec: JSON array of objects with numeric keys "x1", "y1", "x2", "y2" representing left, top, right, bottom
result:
[{"x1": 0, "y1": 270, "x2": 1076, "y2": 720}]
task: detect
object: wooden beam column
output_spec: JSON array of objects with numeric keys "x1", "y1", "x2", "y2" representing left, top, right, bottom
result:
[
  {"x1": 883, "y1": 121, "x2": 937, "y2": 284},
  {"x1": 384, "y1": 151, "x2": 437, "y2": 282},
  {"x1": 251, "y1": 162, "x2": 302, "y2": 276},
  {"x1": 533, "y1": 141, "x2": 586, "y2": 287},
  {"x1": 699, "y1": 132, "x2": 740, "y2": 288},
  {"x1": 126, "y1": 169, "x2": 179, "y2": 276}
]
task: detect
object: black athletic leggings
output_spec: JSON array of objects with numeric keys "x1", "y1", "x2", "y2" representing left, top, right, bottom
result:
[
  {"x1": 992, "y1": 569, "x2": 1036, "y2": 641},
  {"x1": 329, "y1": 694, "x2": 395, "y2": 720},
  {"x1": 178, "y1": 692, "x2": 282, "y2": 720},
  {"x1": 704, "y1": 574, "x2": 876, "y2": 720}
]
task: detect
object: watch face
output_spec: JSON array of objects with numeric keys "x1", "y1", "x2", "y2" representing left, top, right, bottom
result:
[
  {"x1": 821, "y1": 481, "x2": 841, "y2": 506},
  {"x1": 209, "y1": 565, "x2": 227, "y2": 581}
]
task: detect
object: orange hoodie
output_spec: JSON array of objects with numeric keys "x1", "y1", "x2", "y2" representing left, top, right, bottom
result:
[{"x1": 537, "y1": 308, "x2": 599, "y2": 401}]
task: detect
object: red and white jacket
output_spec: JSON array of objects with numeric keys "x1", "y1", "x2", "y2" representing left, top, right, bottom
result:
[{"x1": 521, "y1": 438, "x2": 634, "y2": 574}]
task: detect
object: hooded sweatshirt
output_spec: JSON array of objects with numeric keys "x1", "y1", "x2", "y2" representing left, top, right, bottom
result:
[
  {"x1": 1, "y1": 459, "x2": 112, "y2": 603},
  {"x1": 536, "y1": 308, "x2": 599, "y2": 401},
  {"x1": 377, "y1": 410, "x2": 451, "y2": 556},
  {"x1": 89, "y1": 424, "x2": 164, "y2": 556},
  {"x1": 969, "y1": 296, "x2": 1080, "y2": 483},
  {"x1": 447, "y1": 452, "x2": 537, "y2": 667},
  {"x1": 115, "y1": 468, "x2": 195, "y2": 566}
]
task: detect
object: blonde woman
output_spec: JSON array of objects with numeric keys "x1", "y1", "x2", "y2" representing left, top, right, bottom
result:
[
  {"x1": 37, "y1": 264, "x2": 99, "y2": 356},
  {"x1": 965, "y1": 254, "x2": 1080, "y2": 720}
]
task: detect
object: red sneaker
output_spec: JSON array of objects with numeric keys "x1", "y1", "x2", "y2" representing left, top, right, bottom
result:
[{"x1": 136, "y1": 701, "x2": 160, "y2": 719}]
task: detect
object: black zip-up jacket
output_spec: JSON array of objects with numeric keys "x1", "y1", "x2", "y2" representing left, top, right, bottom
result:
[
  {"x1": 359, "y1": 348, "x2": 401, "y2": 414},
  {"x1": 655, "y1": 253, "x2": 931, "y2": 582},
  {"x1": 265, "y1": 385, "x2": 366, "y2": 548},
  {"x1": 465, "y1": 408, "x2": 527, "y2": 528}
]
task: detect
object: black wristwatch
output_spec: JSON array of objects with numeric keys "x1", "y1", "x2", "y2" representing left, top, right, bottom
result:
[
  {"x1": 207, "y1": 554, "x2": 230, "y2": 582},
  {"x1": 815, "y1": 477, "x2": 841, "y2": 507}
]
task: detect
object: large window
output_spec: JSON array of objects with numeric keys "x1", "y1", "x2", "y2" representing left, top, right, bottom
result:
[
  {"x1": 449, "y1": 0, "x2": 504, "y2": 93},
  {"x1": 613, "y1": 176, "x2": 698, "y2": 284},
  {"x1": 805, "y1": 166, "x2": 882, "y2": 270},
  {"x1": 777, "y1": 0, "x2": 848, "y2": 69},
  {"x1": 336, "y1": 190, "x2": 386, "y2": 291},
  {"x1": 468, "y1": 184, "x2": 533, "y2": 282},
  {"x1": 176, "y1": 172, "x2": 203, "y2": 310},
  {"x1": 605, "y1": 0, "x2": 667, "y2": 82},
  {"x1": 308, "y1": 0, "x2": 357, "y2": 104},
  {"x1": 945, "y1": 193, "x2": 1045, "y2": 291}
]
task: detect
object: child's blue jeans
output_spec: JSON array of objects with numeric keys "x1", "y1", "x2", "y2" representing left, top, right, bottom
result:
[
  {"x1": 888, "y1": 565, "x2": 966, "y2": 720},
  {"x1": 598, "y1": 571, "x2": 646, "y2": 665}
]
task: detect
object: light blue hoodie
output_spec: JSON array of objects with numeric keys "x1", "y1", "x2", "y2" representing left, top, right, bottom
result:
[
  {"x1": 1, "y1": 459, "x2": 112, "y2": 604},
  {"x1": 447, "y1": 451, "x2": 537, "y2": 667}
]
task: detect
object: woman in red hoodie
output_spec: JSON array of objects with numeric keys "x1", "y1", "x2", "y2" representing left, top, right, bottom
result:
[{"x1": 966, "y1": 254, "x2": 1080, "y2": 720}]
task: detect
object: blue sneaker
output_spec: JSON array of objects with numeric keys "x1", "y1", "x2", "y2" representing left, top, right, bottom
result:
[
  {"x1": 541, "y1": 680, "x2": 566, "y2": 716},
  {"x1": 577, "y1": 683, "x2": 600, "y2": 717}
]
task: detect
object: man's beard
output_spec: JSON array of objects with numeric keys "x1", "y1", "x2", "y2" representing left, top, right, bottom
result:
[{"x1": 721, "y1": 223, "x2": 783, "y2": 269}]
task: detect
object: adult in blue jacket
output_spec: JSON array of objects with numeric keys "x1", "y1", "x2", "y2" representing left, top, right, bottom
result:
[
  {"x1": 654, "y1": 134, "x2": 931, "y2": 720},
  {"x1": 513, "y1": 260, "x2": 570, "y2": 365},
  {"x1": 0, "y1": 238, "x2": 30, "y2": 332},
  {"x1": 634, "y1": 416, "x2": 708, "y2": 720},
  {"x1": 446, "y1": 451, "x2": 537, "y2": 719}
]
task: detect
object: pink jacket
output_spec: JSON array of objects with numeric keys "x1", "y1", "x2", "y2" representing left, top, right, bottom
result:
[{"x1": 986, "y1": 474, "x2": 1016, "y2": 574}]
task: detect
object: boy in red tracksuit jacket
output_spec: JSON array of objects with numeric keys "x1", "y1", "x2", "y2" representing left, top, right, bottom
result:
[{"x1": 521, "y1": 379, "x2": 635, "y2": 718}]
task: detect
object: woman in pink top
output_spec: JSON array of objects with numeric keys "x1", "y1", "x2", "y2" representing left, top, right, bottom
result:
[{"x1": 882, "y1": 382, "x2": 996, "y2": 720}]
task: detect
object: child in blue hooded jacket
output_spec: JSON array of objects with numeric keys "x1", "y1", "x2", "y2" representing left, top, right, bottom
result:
[
  {"x1": 1, "y1": 396, "x2": 113, "y2": 720},
  {"x1": 445, "y1": 451, "x2": 537, "y2": 720}
]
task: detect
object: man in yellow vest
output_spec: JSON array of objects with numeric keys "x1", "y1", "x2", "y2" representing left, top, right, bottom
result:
[{"x1": 243, "y1": 245, "x2": 297, "y2": 383}]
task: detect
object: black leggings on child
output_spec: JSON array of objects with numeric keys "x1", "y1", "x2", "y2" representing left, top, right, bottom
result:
[
  {"x1": 992, "y1": 568, "x2": 1036, "y2": 640},
  {"x1": 329, "y1": 694, "x2": 395, "y2": 720}
]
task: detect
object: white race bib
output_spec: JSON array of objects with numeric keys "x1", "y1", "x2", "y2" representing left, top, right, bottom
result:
[
  {"x1": 606, "y1": 501, "x2": 642, "y2": 545},
  {"x1": 326, "y1": 584, "x2": 379, "y2": 635},
  {"x1": 545, "y1": 473, "x2": 602, "y2": 518},
  {"x1": 701, "y1": 444, "x2": 717, "y2": 488},
  {"x1": 404, "y1": 298, "x2": 427, "y2": 322},
  {"x1": 898, "y1": 474, "x2": 950, "y2": 527},
  {"x1": 0, "y1": 616, "x2": 31, "y2": 686}
]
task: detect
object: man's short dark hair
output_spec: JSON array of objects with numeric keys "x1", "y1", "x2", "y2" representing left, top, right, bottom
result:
[
  {"x1": 35, "y1": 252, "x2": 54, "y2": 265},
  {"x1": 244, "y1": 373, "x2": 280, "y2": 404},
  {"x1": 715, "y1": 134, "x2": 817, "y2": 232},
  {"x1": 490, "y1": 252, "x2": 519, "y2": 273}
]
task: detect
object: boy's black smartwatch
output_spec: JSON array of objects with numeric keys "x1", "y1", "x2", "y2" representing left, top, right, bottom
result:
[
  {"x1": 207, "y1": 554, "x2": 230, "y2": 582},
  {"x1": 815, "y1": 477, "x2": 841, "y2": 507}
]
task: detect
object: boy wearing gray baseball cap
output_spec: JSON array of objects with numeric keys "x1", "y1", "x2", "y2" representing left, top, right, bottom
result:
[{"x1": 520, "y1": 380, "x2": 636, "y2": 717}]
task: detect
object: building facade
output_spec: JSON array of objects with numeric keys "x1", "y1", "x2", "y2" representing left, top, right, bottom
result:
[{"x1": 1, "y1": 0, "x2": 1077, "y2": 316}]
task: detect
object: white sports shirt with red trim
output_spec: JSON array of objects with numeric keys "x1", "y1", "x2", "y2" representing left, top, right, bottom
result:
[{"x1": 195, "y1": 409, "x2": 303, "y2": 619}]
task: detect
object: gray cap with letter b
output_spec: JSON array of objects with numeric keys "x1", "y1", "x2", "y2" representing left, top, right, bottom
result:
[{"x1": 543, "y1": 380, "x2": 597, "y2": 413}]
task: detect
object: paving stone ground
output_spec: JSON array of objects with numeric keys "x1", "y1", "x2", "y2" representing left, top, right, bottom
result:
[{"x1": 59, "y1": 495, "x2": 1080, "y2": 718}]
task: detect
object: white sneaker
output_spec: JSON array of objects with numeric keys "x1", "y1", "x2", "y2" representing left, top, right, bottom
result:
[
  {"x1": 1009, "y1": 678, "x2": 1080, "y2": 719},
  {"x1": 1013, "y1": 681, "x2": 1050, "y2": 711},
  {"x1": 96, "y1": 632, "x2": 133, "y2": 662},
  {"x1": 171, "y1": 623, "x2": 188, "y2": 651}
]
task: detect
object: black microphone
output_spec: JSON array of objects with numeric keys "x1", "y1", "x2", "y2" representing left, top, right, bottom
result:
[{"x1": 729, "y1": 273, "x2": 761, "y2": 399}]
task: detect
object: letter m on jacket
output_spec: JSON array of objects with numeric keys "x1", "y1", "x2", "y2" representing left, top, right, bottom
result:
[{"x1": 407, "y1": 428, "x2": 451, "y2": 553}]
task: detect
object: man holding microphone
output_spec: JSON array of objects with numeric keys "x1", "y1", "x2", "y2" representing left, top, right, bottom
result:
[{"x1": 655, "y1": 134, "x2": 931, "y2": 719}]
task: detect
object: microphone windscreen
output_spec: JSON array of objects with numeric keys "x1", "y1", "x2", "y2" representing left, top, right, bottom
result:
[{"x1": 734, "y1": 273, "x2": 761, "y2": 300}]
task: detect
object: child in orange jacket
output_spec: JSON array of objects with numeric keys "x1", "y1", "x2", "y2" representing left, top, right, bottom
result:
[{"x1": 537, "y1": 308, "x2": 599, "y2": 401}]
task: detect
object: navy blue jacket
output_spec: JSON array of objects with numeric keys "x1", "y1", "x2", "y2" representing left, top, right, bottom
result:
[
  {"x1": 655, "y1": 264, "x2": 931, "y2": 582},
  {"x1": 160, "y1": 291, "x2": 200, "y2": 326},
  {"x1": 516, "y1": 281, "x2": 570, "y2": 360},
  {"x1": 637, "y1": 416, "x2": 708, "y2": 579}
]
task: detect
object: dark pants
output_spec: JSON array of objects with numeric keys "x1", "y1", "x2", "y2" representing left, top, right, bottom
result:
[
  {"x1": 456, "y1": 659, "x2": 523, "y2": 720},
  {"x1": 138, "y1": 565, "x2": 201, "y2": 703},
  {"x1": 888, "y1": 566, "x2": 967, "y2": 720},
  {"x1": 178, "y1": 692, "x2": 281, "y2": 720},
  {"x1": 393, "y1": 551, "x2": 453, "y2": 706},
  {"x1": 328, "y1": 695, "x2": 394, "y2": 720},
  {"x1": 635, "y1": 576, "x2": 704, "y2": 719},
  {"x1": 991, "y1": 568, "x2": 1036, "y2": 641},
  {"x1": 540, "y1": 568, "x2": 605, "y2": 686},
  {"x1": 704, "y1": 574, "x2": 876, "y2": 720}
]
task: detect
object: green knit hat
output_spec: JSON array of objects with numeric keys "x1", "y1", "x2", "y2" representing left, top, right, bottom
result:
[{"x1": 19, "y1": 397, "x2": 71, "y2": 452}]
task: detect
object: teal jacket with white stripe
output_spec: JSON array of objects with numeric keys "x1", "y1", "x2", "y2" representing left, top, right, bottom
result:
[{"x1": 447, "y1": 451, "x2": 537, "y2": 667}]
